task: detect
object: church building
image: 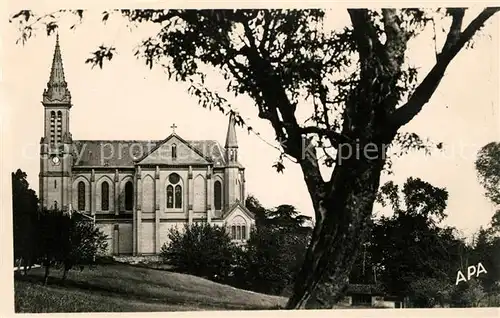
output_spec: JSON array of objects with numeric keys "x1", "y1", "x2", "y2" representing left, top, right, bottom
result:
[{"x1": 38, "y1": 35, "x2": 255, "y2": 256}]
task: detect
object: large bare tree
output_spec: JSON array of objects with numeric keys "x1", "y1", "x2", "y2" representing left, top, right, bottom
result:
[{"x1": 10, "y1": 7, "x2": 499, "y2": 309}]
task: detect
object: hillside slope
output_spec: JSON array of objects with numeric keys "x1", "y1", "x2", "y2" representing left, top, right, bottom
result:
[{"x1": 14, "y1": 263, "x2": 287, "y2": 312}]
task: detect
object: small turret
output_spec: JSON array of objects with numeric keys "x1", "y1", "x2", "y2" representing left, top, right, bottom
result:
[{"x1": 225, "y1": 112, "x2": 238, "y2": 163}]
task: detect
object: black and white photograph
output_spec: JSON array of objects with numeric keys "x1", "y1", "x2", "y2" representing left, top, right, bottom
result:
[{"x1": 3, "y1": 2, "x2": 500, "y2": 316}]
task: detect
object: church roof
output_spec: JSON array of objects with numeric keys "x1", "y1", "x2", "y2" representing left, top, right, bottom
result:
[{"x1": 72, "y1": 139, "x2": 227, "y2": 167}]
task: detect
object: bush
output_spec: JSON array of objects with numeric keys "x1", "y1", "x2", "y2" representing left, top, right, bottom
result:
[
  {"x1": 408, "y1": 277, "x2": 452, "y2": 307},
  {"x1": 233, "y1": 225, "x2": 309, "y2": 295},
  {"x1": 450, "y1": 279, "x2": 486, "y2": 307},
  {"x1": 37, "y1": 209, "x2": 108, "y2": 284},
  {"x1": 160, "y1": 223, "x2": 238, "y2": 282},
  {"x1": 61, "y1": 212, "x2": 109, "y2": 279}
]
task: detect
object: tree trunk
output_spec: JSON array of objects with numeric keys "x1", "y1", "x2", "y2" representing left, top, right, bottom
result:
[
  {"x1": 286, "y1": 155, "x2": 385, "y2": 309},
  {"x1": 43, "y1": 263, "x2": 50, "y2": 286},
  {"x1": 62, "y1": 263, "x2": 71, "y2": 282},
  {"x1": 62, "y1": 265, "x2": 68, "y2": 281}
]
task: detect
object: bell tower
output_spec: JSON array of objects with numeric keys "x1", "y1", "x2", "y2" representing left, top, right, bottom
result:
[{"x1": 39, "y1": 34, "x2": 73, "y2": 212}]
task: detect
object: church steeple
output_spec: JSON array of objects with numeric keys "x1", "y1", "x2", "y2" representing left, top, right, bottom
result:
[
  {"x1": 225, "y1": 112, "x2": 239, "y2": 164},
  {"x1": 223, "y1": 112, "x2": 242, "y2": 208},
  {"x1": 43, "y1": 33, "x2": 71, "y2": 105},
  {"x1": 225, "y1": 112, "x2": 238, "y2": 149}
]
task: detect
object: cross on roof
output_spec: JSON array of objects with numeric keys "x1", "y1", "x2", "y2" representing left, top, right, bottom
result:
[{"x1": 170, "y1": 123, "x2": 177, "y2": 134}]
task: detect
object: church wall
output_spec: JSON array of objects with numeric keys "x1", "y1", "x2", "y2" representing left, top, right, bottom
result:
[
  {"x1": 192, "y1": 212, "x2": 209, "y2": 219},
  {"x1": 118, "y1": 174, "x2": 134, "y2": 212},
  {"x1": 139, "y1": 137, "x2": 209, "y2": 165},
  {"x1": 141, "y1": 221, "x2": 155, "y2": 254},
  {"x1": 72, "y1": 175, "x2": 91, "y2": 212},
  {"x1": 212, "y1": 174, "x2": 224, "y2": 218},
  {"x1": 141, "y1": 174, "x2": 155, "y2": 213},
  {"x1": 224, "y1": 168, "x2": 240, "y2": 208},
  {"x1": 72, "y1": 171, "x2": 135, "y2": 214},
  {"x1": 45, "y1": 176, "x2": 63, "y2": 210},
  {"x1": 95, "y1": 174, "x2": 115, "y2": 213},
  {"x1": 213, "y1": 171, "x2": 224, "y2": 182},
  {"x1": 118, "y1": 223, "x2": 133, "y2": 254},
  {"x1": 193, "y1": 173, "x2": 206, "y2": 212},
  {"x1": 159, "y1": 169, "x2": 188, "y2": 215},
  {"x1": 225, "y1": 210, "x2": 254, "y2": 241}
]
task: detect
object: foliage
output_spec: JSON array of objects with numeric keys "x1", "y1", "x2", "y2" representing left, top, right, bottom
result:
[
  {"x1": 245, "y1": 195, "x2": 268, "y2": 226},
  {"x1": 234, "y1": 223, "x2": 310, "y2": 295},
  {"x1": 10, "y1": 7, "x2": 500, "y2": 308},
  {"x1": 408, "y1": 277, "x2": 452, "y2": 307},
  {"x1": 353, "y1": 176, "x2": 500, "y2": 307},
  {"x1": 473, "y1": 142, "x2": 500, "y2": 294},
  {"x1": 12, "y1": 169, "x2": 39, "y2": 273},
  {"x1": 450, "y1": 279, "x2": 486, "y2": 307},
  {"x1": 36, "y1": 208, "x2": 109, "y2": 284},
  {"x1": 160, "y1": 222, "x2": 238, "y2": 282},
  {"x1": 370, "y1": 177, "x2": 463, "y2": 296},
  {"x1": 233, "y1": 202, "x2": 312, "y2": 295},
  {"x1": 37, "y1": 208, "x2": 72, "y2": 284},
  {"x1": 469, "y1": 228, "x2": 500, "y2": 294},
  {"x1": 61, "y1": 212, "x2": 109, "y2": 279},
  {"x1": 476, "y1": 142, "x2": 500, "y2": 205}
]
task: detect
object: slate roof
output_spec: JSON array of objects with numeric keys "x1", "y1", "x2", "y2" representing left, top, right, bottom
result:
[{"x1": 71, "y1": 138, "x2": 228, "y2": 168}]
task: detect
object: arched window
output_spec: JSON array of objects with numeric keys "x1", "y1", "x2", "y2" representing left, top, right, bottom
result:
[
  {"x1": 236, "y1": 226, "x2": 241, "y2": 240},
  {"x1": 50, "y1": 111, "x2": 55, "y2": 143},
  {"x1": 229, "y1": 225, "x2": 247, "y2": 240},
  {"x1": 125, "y1": 181, "x2": 134, "y2": 210},
  {"x1": 166, "y1": 185, "x2": 174, "y2": 209},
  {"x1": 77, "y1": 181, "x2": 85, "y2": 210},
  {"x1": 214, "y1": 181, "x2": 222, "y2": 210},
  {"x1": 172, "y1": 144, "x2": 177, "y2": 159},
  {"x1": 229, "y1": 217, "x2": 248, "y2": 241},
  {"x1": 231, "y1": 226, "x2": 236, "y2": 239},
  {"x1": 56, "y1": 111, "x2": 62, "y2": 143},
  {"x1": 101, "y1": 181, "x2": 109, "y2": 211},
  {"x1": 166, "y1": 173, "x2": 182, "y2": 210},
  {"x1": 175, "y1": 185, "x2": 182, "y2": 209}
]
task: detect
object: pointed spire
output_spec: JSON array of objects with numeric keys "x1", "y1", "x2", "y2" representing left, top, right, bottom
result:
[
  {"x1": 225, "y1": 112, "x2": 238, "y2": 148},
  {"x1": 43, "y1": 33, "x2": 71, "y2": 105}
]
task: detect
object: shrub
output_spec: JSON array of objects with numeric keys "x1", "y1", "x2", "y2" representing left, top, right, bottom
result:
[
  {"x1": 160, "y1": 223, "x2": 238, "y2": 282},
  {"x1": 37, "y1": 209, "x2": 108, "y2": 284},
  {"x1": 234, "y1": 225, "x2": 309, "y2": 295},
  {"x1": 450, "y1": 279, "x2": 486, "y2": 307},
  {"x1": 61, "y1": 212, "x2": 109, "y2": 280},
  {"x1": 408, "y1": 277, "x2": 452, "y2": 307}
]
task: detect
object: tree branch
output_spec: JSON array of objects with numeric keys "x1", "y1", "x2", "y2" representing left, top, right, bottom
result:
[
  {"x1": 390, "y1": 7, "x2": 500, "y2": 129},
  {"x1": 440, "y1": 8, "x2": 466, "y2": 54},
  {"x1": 300, "y1": 126, "x2": 348, "y2": 148}
]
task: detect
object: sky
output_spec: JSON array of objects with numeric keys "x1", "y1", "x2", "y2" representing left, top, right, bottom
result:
[{"x1": 3, "y1": 7, "x2": 499, "y2": 238}]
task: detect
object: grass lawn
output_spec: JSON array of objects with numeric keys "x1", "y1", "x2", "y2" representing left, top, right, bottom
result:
[{"x1": 14, "y1": 263, "x2": 287, "y2": 313}]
